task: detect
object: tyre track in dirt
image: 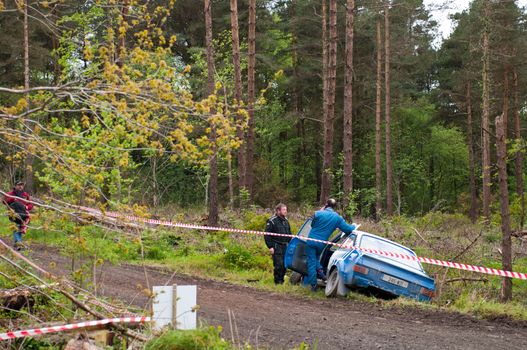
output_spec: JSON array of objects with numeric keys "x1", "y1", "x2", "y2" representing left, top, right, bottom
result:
[{"x1": 25, "y1": 246, "x2": 527, "y2": 350}]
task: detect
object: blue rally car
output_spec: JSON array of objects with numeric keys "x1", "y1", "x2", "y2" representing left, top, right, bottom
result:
[{"x1": 284, "y1": 218, "x2": 435, "y2": 301}]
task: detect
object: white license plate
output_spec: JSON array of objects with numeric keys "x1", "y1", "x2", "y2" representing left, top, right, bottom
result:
[{"x1": 381, "y1": 274, "x2": 409, "y2": 288}]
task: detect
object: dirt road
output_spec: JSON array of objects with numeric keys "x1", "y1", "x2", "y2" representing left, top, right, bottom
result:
[{"x1": 27, "y1": 247, "x2": 527, "y2": 350}]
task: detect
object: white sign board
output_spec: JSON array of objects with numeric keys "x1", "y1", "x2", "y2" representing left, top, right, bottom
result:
[
  {"x1": 175, "y1": 285, "x2": 197, "y2": 330},
  {"x1": 152, "y1": 285, "x2": 197, "y2": 331}
]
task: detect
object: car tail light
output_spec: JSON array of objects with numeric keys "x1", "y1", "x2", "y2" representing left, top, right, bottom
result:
[
  {"x1": 353, "y1": 265, "x2": 369, "y2": 275},
  {"x1": 420, "y1": 287, "x2": 435, "y2": 298}
]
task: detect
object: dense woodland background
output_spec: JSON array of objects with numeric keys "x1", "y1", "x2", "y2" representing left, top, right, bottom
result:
[{"x1": 0, "y1": 0, "x2": 526, "y2": 295}]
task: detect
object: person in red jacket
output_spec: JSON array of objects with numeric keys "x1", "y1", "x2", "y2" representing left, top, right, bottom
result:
[{"x1": 3, "y1": 181, "x2": 33, "y2": 250}]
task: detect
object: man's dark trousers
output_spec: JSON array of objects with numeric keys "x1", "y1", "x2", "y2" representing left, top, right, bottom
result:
[{"x1": 272, "y1": 243, "x2": 287, "y2": 284}]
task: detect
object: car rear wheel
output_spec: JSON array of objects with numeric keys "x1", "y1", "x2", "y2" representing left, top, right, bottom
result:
[{"x1": 289, "y1": 271, "x2": 303, "y2": 285}]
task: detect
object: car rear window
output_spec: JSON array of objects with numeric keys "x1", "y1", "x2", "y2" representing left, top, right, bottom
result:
[{"x1": 359, "y1": 235, "x2": 422, "y2": 271}]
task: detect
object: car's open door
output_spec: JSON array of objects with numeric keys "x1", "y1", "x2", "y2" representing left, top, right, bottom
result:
[
  {"x1": 284, "y1": 217, "x2": 312, "y2": 275},
  {"x1": 319, "y1": 231, "x2": 356, "y2": 274}
]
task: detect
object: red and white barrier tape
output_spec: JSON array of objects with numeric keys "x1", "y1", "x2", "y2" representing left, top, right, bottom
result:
[
  {"x1": 0, "y1": 316, "x2": 150, "y2": 341},
  {"x1": 75, "y1": 205, "x2": 527, "y2": 281}
]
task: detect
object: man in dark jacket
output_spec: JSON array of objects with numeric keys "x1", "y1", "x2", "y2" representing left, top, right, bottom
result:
[
  {"x1": 265, "y1": 203, "x2": 292, "y2": 284},
  {"x1": 3, "y1": 181, "x2": 33, "y2": 250},
  {"x1": 304, "y1": 198, "x2": 356, "y2": 291}
]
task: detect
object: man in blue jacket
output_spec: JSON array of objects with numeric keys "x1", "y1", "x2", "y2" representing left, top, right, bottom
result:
[{"x1": 304, "y1": 198, "x2": 356, "y2": 291}]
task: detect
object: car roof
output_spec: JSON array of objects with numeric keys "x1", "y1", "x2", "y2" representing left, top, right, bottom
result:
[
  {"x1": 353, "y1": 230, "x2": 417, "y2": 257},
  {"x1": 350, "y1": 231, "x2": 430, "y2": 274}
]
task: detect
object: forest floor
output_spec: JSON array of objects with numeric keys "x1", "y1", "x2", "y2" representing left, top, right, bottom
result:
[{"x1": 25, "y1": 243, "x2": 527, "y2": 350}]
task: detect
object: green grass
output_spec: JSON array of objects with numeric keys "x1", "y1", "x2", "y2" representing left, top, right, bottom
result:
[
  {"x1": 145, "y1": 327, "x2": 234, "y2": 350},
  {"x1": 144, "y1": 326, "x2": 315, "y2": 350},
  {"x1": 453, "y1": 291, "x2": 527, "y2": 320}
]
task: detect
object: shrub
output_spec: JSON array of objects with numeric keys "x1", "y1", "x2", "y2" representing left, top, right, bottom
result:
[
  {"x1": 146, "y1": 245, "x2": 168, "y2": 260},
  {"x1": 222, "y1": 244, "x2": 255, "y2": 270},
  {"x1": 243, "y1": 211, "x2": 269, "y2": 231}
]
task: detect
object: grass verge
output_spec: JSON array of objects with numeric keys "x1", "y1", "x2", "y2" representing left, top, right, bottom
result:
[{"x1": 2, "y1": 209, "x2": 526, "y2": 323}]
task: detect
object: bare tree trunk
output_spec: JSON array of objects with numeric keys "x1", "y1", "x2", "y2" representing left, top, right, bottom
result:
[
  {"x1": 221, "y1": 86, "x2": 235, "y2": 208},
  {"x1": 384, "y1": 0, "x2": 393, "y2": 215},
  {"x1": 292, "y1": 0, "x2": 305, "y2": 196},
  {"x1": 502, "y1": 68, "x2": 509, "y2": 137},
  {"x1": 117, "y1": 0, "x2": 129, "y2": 67},
  {"x1": 51, "y1": 33, "x2": 61, "y2": 83},
  {"x1": 512, "y1": 67, "x2": 524, "y2": 228},
  {"x1": 22, "y1": 0, "x2": 29, "y2": 92},
  {"x1": 466, "y1": 82, "x2": 478, "y2": 223},
  {"x1": 245, "y1": 0, "x2": 256, "y2": 198},
  {"x1": 205, "y1": 0, "x2": 218, "y2": 226},
  {"x1": 481, "y1": 2, "x2": 491, "y2": 221},
  {"x1": 152, "y1": 156, "x2": 158, "y2": 207},
  {"x1": 118, "y1": 1, "x2": 128, "y2": 60},
  {"x1": 49, "y1": 6, "x2": 61, "y2": 83},
  {"x1": 342, "y1": 0, "x2": 355, "y2": 215},
  {"x1": 228, "y1": 152, "x2": 234, "y2": 208},
  {"x1": 375, "y1": 15, "x2": 383, "y2": 220},
  {"x1": 19, "y1": 0, "x2": 34, "y2": 192},
  {"x1": 495, "y1": 115, "x2": 512, "y2": 301},
  {"x1": 320, "y1": 0, "x2": 337, "y2": 204},
  {"x1": 230, "y1": 0, "x2": 245, "y2": 193},
  {"x1": 319, "y1": 0, "x2": 329, "y2": 203}
]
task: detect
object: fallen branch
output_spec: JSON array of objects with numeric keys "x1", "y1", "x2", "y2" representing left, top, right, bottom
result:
[
  {"x1": 445, "y1": 277, "x2": 488, "y2": 284},
  {"x1": 0, "y1": 283, "x2": 57, "y2": 299},
  {"x1": 451, "y1": 229, "x2": 483, "y2": 262},
  {"x1": 0, "y1": 239, "x2": 148, "y2": 342},
  {"x1": 512, "y1": 231, "x2": 527, "y2": 238},
  {"x1": 412, "y1": 228, "x2": 441, "y2": 254},
  {"x1": 1, "y1": 283, "x2": 58, "y2": 310}
]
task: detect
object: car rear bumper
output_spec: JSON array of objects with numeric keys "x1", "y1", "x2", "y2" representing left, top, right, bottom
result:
[{"x1": 349, "y1": 272, "x2": 432, "y2": 302}]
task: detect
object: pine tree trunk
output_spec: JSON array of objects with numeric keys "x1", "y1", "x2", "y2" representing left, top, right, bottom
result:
[
  {"x1": 230, "y1": 0, "x2": 245, "y2": 192},
  {"x1": 502, "y1": 68, "x2": 509, "y2": 137},
  {"x1": 466, "y1": 82, "x2": 478, "y2": 223},
  {"x1": 245, "y1": 0, "x2": 256, "y2": 198},
  {"x1": 320, "y1": 0, "x2": 337, "y2": 204},
  {"x1": 50, "y1": 5, "x2": 61, "y2": 83},
  {"x1": 205, "y1": 0, "x2": 218, "y2": 226},
  {"x1": 375, "y1": 15, "x2": 383, "y2": 221},
  {"x1": 342, "y1": 0, "x2": 355, "y2": 215},
  {"x1": 117, "y1": 0, "x2": 129, "y2": 66},
  {"x1": 20, "y1": 0, "x2": 34, "y2": 192},
  {"x1": 228, "y1": 152, "x2": 234, "y2": 208},
  {"x1": 292, "y1": 0, "x2": 305, "y2": 196},
  {"x1": 512, "y1": 67, "x2": 524, "y2": 228},
  {"x1": 320, "y1": 0, "x2": 329, "y2": 203},
  {"x1": 496, "y1": 115, "x2": 512, "y2": 301},
  {"x1": 384, "y1": 0, "x2": 393, "y2": 215},
  {"x1": 482, "y1": 3, "x2": 491, "y2": 221},
  {"x1": 152, "y1": 156, "x2": 159, "y2": 207},
  {"x1": 22, "y1": 0, "x2": 29, "y2": 92}
]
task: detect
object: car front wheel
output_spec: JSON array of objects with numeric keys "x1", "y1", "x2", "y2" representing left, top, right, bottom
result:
[
  {"x1": 325, "y1": 268, "x2": 339, "y2": 297},
  {"x1": 325, "y1": 267, "x2": 350, "y2": 297}
]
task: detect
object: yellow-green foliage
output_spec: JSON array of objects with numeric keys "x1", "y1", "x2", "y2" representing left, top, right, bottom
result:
[{"x1": 0, "y1": 0, "x2": 243, "y2": 207}]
